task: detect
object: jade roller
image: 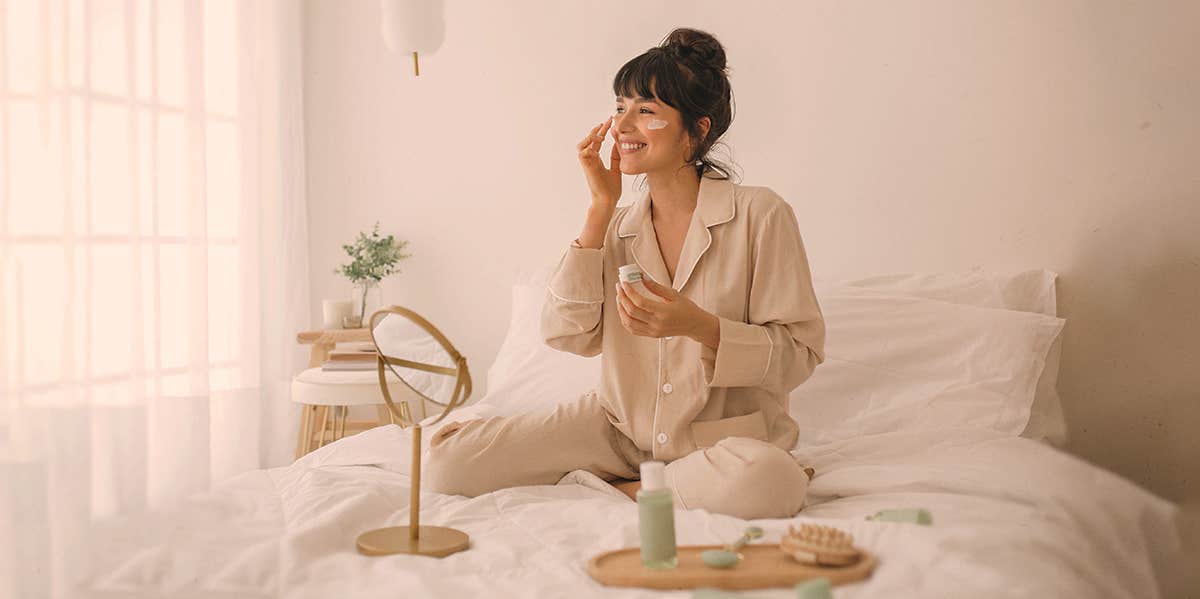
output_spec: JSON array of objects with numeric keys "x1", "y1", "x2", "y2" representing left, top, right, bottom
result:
[{"x1": 700, "y1": 526, "x2": 764, "y2": 569}]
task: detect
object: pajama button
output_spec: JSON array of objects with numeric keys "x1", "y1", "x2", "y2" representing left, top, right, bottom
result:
[
  {"x1": 656, "y1": 432, "x2": 668, "y2": 444},
  {"x1": 661, "y1": 383, "x2": 673, "y2": 394}
]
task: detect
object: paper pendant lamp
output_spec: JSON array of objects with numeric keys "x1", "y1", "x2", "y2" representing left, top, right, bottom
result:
[{"x1": 381, "y1": 0, "x2": 446, "y2": 76}]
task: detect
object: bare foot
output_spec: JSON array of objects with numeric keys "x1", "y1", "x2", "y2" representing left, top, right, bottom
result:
[{"x1": 611, "y1": 479, "x2": 641, "y2": 501}]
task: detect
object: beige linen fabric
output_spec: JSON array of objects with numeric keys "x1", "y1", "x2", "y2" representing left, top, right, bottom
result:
[
  {"x1": 542, "y1": 175, "x2": 825, "y2": 461},
  {"x1": 424, "y1": 393, "x2": 810, "y2": 519},
  {"x1": 424, "y1": 174, "x2": 825, "y2": 518}
]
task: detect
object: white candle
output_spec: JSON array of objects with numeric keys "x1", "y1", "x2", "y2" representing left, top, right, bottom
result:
[{"x1": 322, "y1": 299, "x2": 353, "y2": 329}]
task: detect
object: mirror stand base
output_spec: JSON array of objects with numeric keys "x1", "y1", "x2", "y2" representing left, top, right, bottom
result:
[{"x1": 356, "y1": 525, "x2": 470, "y2": 557}]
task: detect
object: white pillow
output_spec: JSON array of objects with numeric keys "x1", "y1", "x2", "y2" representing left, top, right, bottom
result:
[
  {"x1": 816, "y1": 268, "x2": 1066, "y2": 445},
  {"x1": 480, "y1": 266, "x2": 1065, "y2": 447},
  {"x1": 816, "y1": 268, "x2": 1058, "y2": 315},
  {"x1": 815, "y1": 269, "x2": 1008, "y2": 309},
  {"x1": 791, "y1": 284, "x2": 1065, "y2": 445},
  {"x1": 480, "y1": 279, "x2": 600, "y2": 415}
]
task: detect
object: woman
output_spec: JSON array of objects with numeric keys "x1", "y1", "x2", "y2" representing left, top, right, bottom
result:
[{"x1": 424, "y1": 28, "x2": 825, "y2": 520}]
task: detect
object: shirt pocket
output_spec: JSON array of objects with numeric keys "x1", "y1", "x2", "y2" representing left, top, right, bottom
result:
[{"x1": 690, "y1": 410, "x2": 769, "y2": 448}]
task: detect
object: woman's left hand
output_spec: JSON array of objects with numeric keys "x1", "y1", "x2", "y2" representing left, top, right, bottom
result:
[{"x1": 615, "y1": 277, "x2": 712, "y2": 340}]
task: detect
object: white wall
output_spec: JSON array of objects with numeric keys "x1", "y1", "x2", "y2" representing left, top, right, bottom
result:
[{"x1": 302, "y1": 1, "x2": 1199, "y2": 502}]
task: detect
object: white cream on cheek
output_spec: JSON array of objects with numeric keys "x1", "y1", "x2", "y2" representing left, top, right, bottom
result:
[{"x1": 647, "y1": 118, "x2": 668, "y2": 130}]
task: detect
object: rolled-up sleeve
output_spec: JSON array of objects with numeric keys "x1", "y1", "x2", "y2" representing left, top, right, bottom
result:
[
  {"x1": 540, "y1": 242, "x2": 606, "y2": 357},
  {"x1": 701, "y1": 201, "x2": 825, "y2": 394}
]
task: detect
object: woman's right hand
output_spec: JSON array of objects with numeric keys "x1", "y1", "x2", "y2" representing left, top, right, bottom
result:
[{"x1": 577, "y1": 116, "x2": 621, "y2": 208}]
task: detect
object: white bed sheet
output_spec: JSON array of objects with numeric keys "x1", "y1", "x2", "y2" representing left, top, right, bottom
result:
[{"x1": 82, "y1": 403, "x2": 1182, "y2": 599}]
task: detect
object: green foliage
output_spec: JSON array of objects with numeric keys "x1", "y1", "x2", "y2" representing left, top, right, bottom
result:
[{"x1": 335, "y1": 222, "x2": 412, "y2": 284}]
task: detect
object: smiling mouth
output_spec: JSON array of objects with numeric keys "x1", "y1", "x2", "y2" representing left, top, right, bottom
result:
[{"x1": 620, "y1": 142, "x2": 647, "y2": 154}]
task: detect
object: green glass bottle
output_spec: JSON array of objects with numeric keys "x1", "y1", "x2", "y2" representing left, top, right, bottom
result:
[{"x1": 637, "y1": 461, "x2": 678, "y2": 569}]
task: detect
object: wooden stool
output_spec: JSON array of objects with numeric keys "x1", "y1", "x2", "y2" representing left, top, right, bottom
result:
[
  {"x1": 292, "y1": 328, "x2": 426, "y2": 458},
  {"x1": 290, "y1": 366, "x2": 427, "y2": 458}
]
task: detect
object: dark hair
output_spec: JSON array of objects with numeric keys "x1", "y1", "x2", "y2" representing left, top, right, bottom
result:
[{"x1": 612, "y1": 28, "x2": 739, "y2": 182}]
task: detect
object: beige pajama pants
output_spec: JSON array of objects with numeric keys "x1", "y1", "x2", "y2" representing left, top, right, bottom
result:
[{"x1": 423, "y1": 397, "x2": 810, "y2": 520}]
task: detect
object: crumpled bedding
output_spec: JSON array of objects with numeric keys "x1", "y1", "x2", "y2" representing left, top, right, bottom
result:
[{"x1": 81, "y1": 404, "x2": 1183, "y2": 599}]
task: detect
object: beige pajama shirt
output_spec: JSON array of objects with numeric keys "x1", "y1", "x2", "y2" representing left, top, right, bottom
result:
[{"x1": 425, "y1": 175, "x2": 826, "y2": 519}]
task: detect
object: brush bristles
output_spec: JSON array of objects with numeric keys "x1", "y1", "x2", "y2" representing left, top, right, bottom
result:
[
  {"x1": 781, "y1": 523, "x2": 861, "y2": 566},
  {"x1": 787, "y1": 524, "x2": 854, "y2": 548}
]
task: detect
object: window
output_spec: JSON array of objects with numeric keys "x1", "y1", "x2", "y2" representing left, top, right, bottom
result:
[{"x1": 1, "y1": 0, "x2": 248, "y2": 416}]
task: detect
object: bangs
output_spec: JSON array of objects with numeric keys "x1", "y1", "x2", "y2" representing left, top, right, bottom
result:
[{"x1": 612, "y1": 52, "x2": 683, "y2": 108}]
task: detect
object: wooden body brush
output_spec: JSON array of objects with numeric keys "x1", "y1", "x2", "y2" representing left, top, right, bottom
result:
[{"x1": 779, "y1": 524, "x2": 862, "y2": 567}]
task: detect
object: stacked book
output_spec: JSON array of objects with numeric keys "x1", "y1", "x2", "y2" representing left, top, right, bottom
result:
[{"x1": 321, "y1": 342, "x2": 378, "y2": 372}]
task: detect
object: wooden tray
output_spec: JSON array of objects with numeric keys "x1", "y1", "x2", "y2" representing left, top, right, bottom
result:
[{"x1": 587, "y1": 544, "x2": 876, "y2": 590}]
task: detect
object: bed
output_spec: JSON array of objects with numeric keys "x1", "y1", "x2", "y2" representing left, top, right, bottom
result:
[{"x1": 80, "y1": 268, "x2": 1184, "y2": 598}]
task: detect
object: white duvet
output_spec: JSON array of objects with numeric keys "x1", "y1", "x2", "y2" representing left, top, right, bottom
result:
[{"x1": 81, "y1": 402, "x2": 1182, "y2": 599}]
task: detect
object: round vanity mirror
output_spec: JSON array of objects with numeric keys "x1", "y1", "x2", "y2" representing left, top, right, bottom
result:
[
  {"x1": 370, "y1": 309, "x2": 464, "y2": 417},
  {"x1": 356, "y1": 305, "x2": 472, "y2": 558}
]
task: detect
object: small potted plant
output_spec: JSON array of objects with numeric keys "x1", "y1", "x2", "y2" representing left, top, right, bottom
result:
[{"x1": 336, "y1": 222, "x2": 412, "y2": 327}]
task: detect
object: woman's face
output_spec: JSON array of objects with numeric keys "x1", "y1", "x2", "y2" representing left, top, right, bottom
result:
[{"x1": 611, "y1": 93, "x2": 693, "y2": 175}]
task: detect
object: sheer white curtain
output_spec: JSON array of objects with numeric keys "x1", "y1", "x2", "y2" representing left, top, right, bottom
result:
[{"x1": 0, "y1": 0, "x2": 309, "y2": 596}]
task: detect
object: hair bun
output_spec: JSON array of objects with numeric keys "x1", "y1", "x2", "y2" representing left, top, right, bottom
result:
[{"x1": 662, "y1": 28, "x2": 727, "y2": 72}]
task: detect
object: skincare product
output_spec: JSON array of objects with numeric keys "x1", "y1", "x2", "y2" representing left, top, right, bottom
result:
[
  {"x1": 700, "y1": 526, "x2": 764, "y2": 569},
  {"x1": 637, "y1": 461, "x2": 677, "y2": 569},
  {"x1": 618, "y1": 264, "x2": 663, "y2": 302},
  {"x1": 794, "y1": 577, "x2": 833, "y2": 599},
  {"x1": 866, "y1": 508, "x2": 933, "y2": 525},
  {"x1": 692, "y1": 589, "x2": 742, "y2": 599}
]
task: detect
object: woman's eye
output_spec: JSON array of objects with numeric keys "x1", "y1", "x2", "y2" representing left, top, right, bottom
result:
[{"x1": 640, "y1": 108, "x2": 653, "y2": 114}]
